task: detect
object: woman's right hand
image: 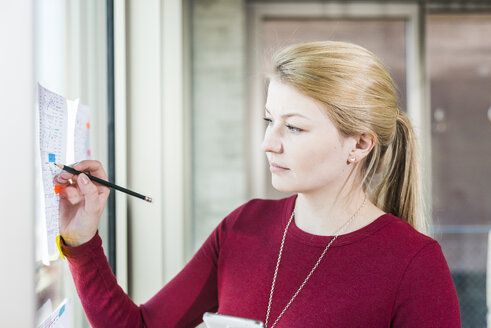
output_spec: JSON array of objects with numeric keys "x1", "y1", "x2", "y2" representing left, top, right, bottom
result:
[{"x1": 54, "y1": 160, "x2": 111, "y2": 247}]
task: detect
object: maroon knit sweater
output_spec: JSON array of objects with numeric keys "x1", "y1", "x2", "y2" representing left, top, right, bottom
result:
[{"x1": 62, "y1": 195, "x2": 461, "y2": 327}]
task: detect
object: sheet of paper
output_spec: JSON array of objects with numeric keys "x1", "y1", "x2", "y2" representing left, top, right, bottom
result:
[
  {"x1": 38, "y1": 84, "x2": 67, "y2": 255},
  {"x1": 37, "y1": 85, "x2": 92, "y2": 261},
  {"x1": 35, "y1": 122, "x2": 50, "y2": 265},
  {"x1": 66, "y1": 99, "x2": 78, "y2": 165},
  {"x1": 74, "y1": 103, "x2": 91, "y2": 162},
  {"x1": 37, "y1": 299, "x2": 70, "y2": 328},
  {"x1": 36, "y1": 299, "x2": 53, "y2": 326}
]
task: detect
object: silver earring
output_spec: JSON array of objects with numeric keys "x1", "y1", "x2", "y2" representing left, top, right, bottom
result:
[{"x1": 348, "y1": 156, "x2": 356, "y2": 163}]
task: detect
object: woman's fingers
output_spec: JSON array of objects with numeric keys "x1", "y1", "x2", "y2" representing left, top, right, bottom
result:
[
  {"x1": 97, "y1": 185, "x2": 111, "y2": 207},
  {"x1": 59, "y1": 185, "x2": 83, "y2": 205},
  {"x1": 77, "y1": 173, "x2": 102, "y2": 215},
  {"x1": 73, "y1": 160, "x2": 108, "y2": 180},
  {"x1": 54, "y1": 170, "x2": 75, "y2": 185},
  {"x1": 54, "y1": 161, "x2": 109, "y2": 190},
  {"x1": 56, "y1": 171, "x2": 109, "y2": 202}
]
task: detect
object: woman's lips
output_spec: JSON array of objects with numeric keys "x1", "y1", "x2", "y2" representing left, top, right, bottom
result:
[{"x1": 270, "y1": 162, "x2": 289, "y2": 173}]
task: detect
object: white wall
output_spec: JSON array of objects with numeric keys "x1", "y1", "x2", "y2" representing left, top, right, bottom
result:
[{"x1": 0, "y1": 0, "x2": 35, "y2": 326}]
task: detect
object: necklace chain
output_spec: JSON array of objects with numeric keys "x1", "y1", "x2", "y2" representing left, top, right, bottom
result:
[{"x1": 265, "y1": 195, "x2": 367, "y2": 328}]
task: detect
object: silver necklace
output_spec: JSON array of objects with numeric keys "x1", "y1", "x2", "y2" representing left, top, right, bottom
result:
[{"x1": 265, "y1": 195, "x2": 367, "y2": 328}]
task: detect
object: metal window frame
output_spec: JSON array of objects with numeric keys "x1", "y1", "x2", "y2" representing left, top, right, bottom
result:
[{"x1": 107, "y1": 0, "x2": 116, "y2": 274}]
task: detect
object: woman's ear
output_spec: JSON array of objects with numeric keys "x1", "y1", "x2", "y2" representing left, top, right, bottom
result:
[{"x1": 347, "y1": 133, "x2": 375, "y2": 164}]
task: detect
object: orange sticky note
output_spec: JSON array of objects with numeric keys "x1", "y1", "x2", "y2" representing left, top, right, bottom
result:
[
  {"x1": 86, "y1": 122, "x2": 90, "y2": 129},
  {"x1": 54, "y1": 185, "x2": 61, "y2": 194}
]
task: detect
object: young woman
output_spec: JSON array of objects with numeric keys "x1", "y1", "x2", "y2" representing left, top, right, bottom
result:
[{"x1": 55, "y1": 41, "x2": 461, "y2": 327}]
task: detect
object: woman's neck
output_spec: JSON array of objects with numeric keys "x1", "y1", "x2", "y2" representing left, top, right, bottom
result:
[{"x1": 293, "y1": 188, "x2": 384, "y2": 236}]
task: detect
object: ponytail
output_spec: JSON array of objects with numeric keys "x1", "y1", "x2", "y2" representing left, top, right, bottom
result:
[{"x1": 372, "y1": 111, "x2": 428, "y2": 235}]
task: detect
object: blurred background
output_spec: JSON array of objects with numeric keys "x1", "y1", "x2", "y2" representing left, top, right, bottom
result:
[{"x1": 1, "y1": 0, "x2": 490, "y2": 327}]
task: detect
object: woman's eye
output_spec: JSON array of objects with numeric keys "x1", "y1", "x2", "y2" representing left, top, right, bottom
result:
[
  {"x1": 263, "y1": 117, "x2": 302, "y2": 133},
  {"x1": 286, "y1": 125, "x2": 302, "y2": 133},
  {"x1": 263, "y1": 117, "x2": 273, "y2": 126}
]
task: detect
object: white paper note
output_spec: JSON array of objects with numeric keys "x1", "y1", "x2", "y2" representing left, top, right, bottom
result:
[
  {"x1": 37, "y1": 299, "x2": 70, "y2": 328},
  {"x1": 74, "y1": 103, "x2": 91, "y2": 162},
  {"x1": 38, "y1": 84, "x2": 67, "y2": 255},
  {"x1": 38, "y1": 85, "x2": 91, "y2": 259}
]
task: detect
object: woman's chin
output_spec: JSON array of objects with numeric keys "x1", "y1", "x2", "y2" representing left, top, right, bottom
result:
[{"x1": 271, "y1": 181, "x2": 297, "y2": 194}]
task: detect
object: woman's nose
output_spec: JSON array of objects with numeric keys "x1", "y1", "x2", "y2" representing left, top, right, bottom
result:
[{"x1": 261, "y1": 129, "x2": 283, "y2": 153}]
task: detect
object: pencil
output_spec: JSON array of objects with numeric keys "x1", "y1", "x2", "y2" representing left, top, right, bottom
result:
[{"x1": 54, "y1": 163, "x2": 152, "y2": 203}]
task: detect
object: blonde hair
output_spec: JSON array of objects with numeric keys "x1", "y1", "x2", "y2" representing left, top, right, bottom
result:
[{"x1": 271, "y1": 41, "x2": 428, "y2": 235}]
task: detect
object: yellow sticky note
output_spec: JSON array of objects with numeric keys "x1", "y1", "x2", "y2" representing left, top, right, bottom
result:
[{"x1": 56, "y1": 235, "x2": 66, "y2": 260}]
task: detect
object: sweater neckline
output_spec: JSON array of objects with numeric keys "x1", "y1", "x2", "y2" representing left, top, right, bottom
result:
[{"x1": 282, "y1": 194, "x2": 396, "y2": 247}]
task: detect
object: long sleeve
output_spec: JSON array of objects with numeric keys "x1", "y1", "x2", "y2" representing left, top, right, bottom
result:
[
  {"x1": 62, "y1": 196, "x2": 464, "y2": 327},
  {"x1": 62, "y1": 227, "x2": 221, "y2": 328},
  {"x1": 390, "y1": 241, "x2": 461, "y2": 327}
]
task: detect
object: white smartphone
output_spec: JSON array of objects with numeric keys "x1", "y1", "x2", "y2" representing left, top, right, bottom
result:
[{"x1": 202, "y1": 312, "x2": 265, "y2": 328}]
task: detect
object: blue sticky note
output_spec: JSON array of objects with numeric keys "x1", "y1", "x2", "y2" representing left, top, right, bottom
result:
[
  {"x1": 58, "y1": 304, "x2": 65, "y2": 317},
  {"x1": 49, "y1": 153, "x2": 56, "y2": 162}
]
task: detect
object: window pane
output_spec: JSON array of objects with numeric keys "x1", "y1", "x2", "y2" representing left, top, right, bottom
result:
[
  {"x1": 35, "y1": 0, "x2": 107, "y2": 326},
  {"x1": 262, "y1": 19, "x2": 407, "y2": 110},
  {"x1": 427, "y1": 14, "x2": 491, "y2": 328}
]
